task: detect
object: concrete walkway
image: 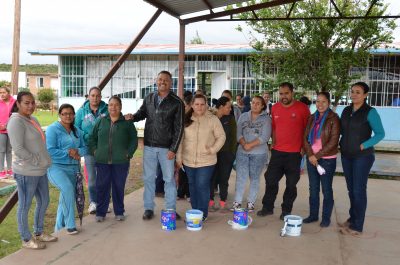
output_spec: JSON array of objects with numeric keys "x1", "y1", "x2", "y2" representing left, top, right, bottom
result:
[{"x1": 1, "y1": 172, "x2": 399, "y2": 265}]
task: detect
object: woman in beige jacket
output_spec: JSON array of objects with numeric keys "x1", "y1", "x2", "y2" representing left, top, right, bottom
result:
[{"x1": 176, "y1": 94, "x2": 226, "y2": 221}]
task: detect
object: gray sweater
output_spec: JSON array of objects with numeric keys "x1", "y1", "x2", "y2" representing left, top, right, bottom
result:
[{"x1": 7, "y1": 113, "x2": 51, "y2": 176}]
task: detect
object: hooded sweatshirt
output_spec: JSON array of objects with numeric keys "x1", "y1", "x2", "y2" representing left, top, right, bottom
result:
[
  {"x1": 0, "y1": 96, "x2": 16, "y2": 134},
  {"x1": 7, "y1": 113, "x2": 51, "y2": 176},
  {"x1": 74, "y1": 100, "x2": 108, "y2": 144}
]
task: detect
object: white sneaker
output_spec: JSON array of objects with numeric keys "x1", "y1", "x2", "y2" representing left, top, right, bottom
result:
[
  {"x1": 230, "y1": 202, "x2": 241, "y2": 212},
  {"x1": 247, "y1": 202, "x2": 255, "y2": 212},
  {"x1": 88, "y1": 202, "x2": 96, "y2": 214},
  {"x1": 107, "y1": 206, "x2": 112, "y2": 213}
]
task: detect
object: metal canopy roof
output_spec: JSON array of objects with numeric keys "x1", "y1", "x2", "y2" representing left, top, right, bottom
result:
[{"x1": 144, "y1": 0, "x2": 246, "y2": 17}]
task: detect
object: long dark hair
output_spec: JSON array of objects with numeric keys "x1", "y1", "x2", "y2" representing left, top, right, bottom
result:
[
  {"x1": 184, "y1": 94, "x2": 207, "y2": 127},
  {"x1": 11, "y1": 91, "x2": 34, "y2": 113},
  {"x1": 253, "y1": 95, "x2": 267, "y2": 111},
  {"x1": 59, "y1": 103, "x2": 78, "y2": 138}
]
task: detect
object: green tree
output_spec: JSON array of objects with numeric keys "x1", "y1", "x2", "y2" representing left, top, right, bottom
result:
[
  {"x1": 0, "y1": 80, "x2": 11, "y2": 87},
  {"x1": 189, "y1": 30, "x2": 205, "y2": 44},
  {"x1": 37, "y1": 88, "x2": 55, "y2": 110},
  {"x1": 236, "y1": 0, "x2": 396, "y2": 105}
]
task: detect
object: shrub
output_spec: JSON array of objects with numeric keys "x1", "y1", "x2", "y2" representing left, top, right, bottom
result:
[{"x1": 37, "y1": 88, "x2": 55, "y2": 110}]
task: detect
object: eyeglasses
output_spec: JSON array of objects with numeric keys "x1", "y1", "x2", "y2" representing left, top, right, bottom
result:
[{"x1": 60, "y1": 113, "x2": 75, "y2": 116}]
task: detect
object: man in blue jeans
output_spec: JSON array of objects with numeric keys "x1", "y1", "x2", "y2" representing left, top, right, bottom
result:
[{"x1": 131, "y1": 70, "x2": 184, "y2": 220}]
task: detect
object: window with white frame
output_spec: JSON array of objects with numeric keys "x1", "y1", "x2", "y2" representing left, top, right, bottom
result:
[{"x1": 36, "y1": 77, "x2": 44, "y2": 88}]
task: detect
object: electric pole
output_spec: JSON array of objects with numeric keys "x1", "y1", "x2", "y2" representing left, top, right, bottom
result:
[{"x1": 11, "y1": 0, "x2": 21, "y2": 95}]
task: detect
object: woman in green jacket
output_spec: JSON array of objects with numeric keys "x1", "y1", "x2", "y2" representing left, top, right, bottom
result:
[{"x1": 89, "y1": 96, "x2": 138, "y2": 222}]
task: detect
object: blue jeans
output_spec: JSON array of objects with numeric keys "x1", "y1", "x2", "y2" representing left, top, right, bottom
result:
[
  {"x1": 184, "y1": 165, "x2": 215, "y2": 218},
  {"x1": 14, "y1": 173, "x2": 49, "y2": 241},
  {"x1": 306, "y1": 158, "x2": 336, "y2": 222},
  {"x1": 96, "y1": 163, "x2": 130, "y2": 217},
  {"x1": 84, "y1": 155, "x2": 97, "y2": 204},
  {"x1": 143, "y1": 146, "x2": 176, "y2": 211},
  {"x1": 341, "y1": 154, "x2": 375, "y2": 232},
  {"x1": 48, "y1": 164, "x2": 78, "y2": 231},
  {"x1": 234, "y1": 152, "x2": 267, "y2": 204}
]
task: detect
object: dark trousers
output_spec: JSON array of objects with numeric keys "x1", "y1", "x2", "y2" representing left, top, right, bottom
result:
[
  {"x1": 95, "y1": 163, "x2": 129, "y2": 217},
  {"x1": 341, "y1": 153, "x2": 375, "y2": 232},
  {"x1": 155, "y1": 163, "x2": 165, "y2": 194},
  {"x1": 306, "y1": 158, "x2": 337, "y2": 222},
  {"x1": 261, "y1": 149, "x2": 302, "y2": 213},
  {"x1": 210, "y1": 151, "x2": 235, "y2": 202},
  {"x1": 184, "y1": 165, "x2": 215, "y2": 218},
  {"x1": 177, "y1": 168, "x2": 190, "y2": 198}
]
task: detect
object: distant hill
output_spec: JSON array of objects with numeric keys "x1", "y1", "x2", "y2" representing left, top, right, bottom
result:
[{"x1": 0, "y1": 64, "x2": 58, "y2": 74}]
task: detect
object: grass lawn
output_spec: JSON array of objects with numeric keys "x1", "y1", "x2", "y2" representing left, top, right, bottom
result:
[
  {"x1": 33, "y1": 109, "x2": 59, "y2": 127},
  {"x1": 0, "y1": 147, "x2": 143, "y2": 259}
]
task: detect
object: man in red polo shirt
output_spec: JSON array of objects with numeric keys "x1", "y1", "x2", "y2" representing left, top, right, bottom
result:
[{"x1": 257, "y1": 82, "x2": 310, "y2": 220}]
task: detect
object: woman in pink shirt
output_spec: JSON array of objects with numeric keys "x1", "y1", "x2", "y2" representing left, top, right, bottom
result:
[
  {"x1": 0, "y1": 86, "x2": 16, "y2": 178},
  {"x1": 303, "y1": 92, "x2": 340, "y2": 227}
]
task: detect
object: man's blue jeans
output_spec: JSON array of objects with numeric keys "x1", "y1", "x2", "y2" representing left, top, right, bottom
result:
[
  {"x1": 184, "y1": 165, "x2": 215, "y2": 218},
  {"x1": 306, "y1": 158, "x2": 336, "y2": 222},
  {"x1": 14, "y1": 173, "x2": 49, "y2": 241},
  {"x1": 84, "y1": 155, "x2": 97, "y2": 204},
  {"x1": 341, "y1": 153, "x2": 375, "y2": 232},
  {"x1": 143, "y1": 146, "x2": 176, "y2": 211}
]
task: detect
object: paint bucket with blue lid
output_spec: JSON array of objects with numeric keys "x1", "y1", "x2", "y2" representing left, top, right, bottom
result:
[{"x1": 161, "y1": 209, "x2": 176, "y2": 231}]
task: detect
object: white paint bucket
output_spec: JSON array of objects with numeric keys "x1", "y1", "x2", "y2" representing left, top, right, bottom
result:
[
  {"x1": 185, "y1": 210, "x2": 203, "y2": 231},
  {"x1": 280, "y1": 215, "x2": 303, "y2": 237}
]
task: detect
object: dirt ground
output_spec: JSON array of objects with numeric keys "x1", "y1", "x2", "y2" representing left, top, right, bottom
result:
[{"x1": 125, "y1": 138, "x2": 144, "y2": 194}]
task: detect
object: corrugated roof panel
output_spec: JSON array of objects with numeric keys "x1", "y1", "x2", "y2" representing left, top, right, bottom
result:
[{"x1": 145, "y1": 0, "x2": 247, "y2": 16}]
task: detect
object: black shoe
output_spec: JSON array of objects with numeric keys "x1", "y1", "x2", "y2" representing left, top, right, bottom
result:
[
  {"x1": 303, "y1": 216, "x2": 319, "y2": 223},
  {"x1": 320, "y1": 219, "x2": 331, "y2": 227},
  {"x1": 142, "y1": 210, "x2": 154, "y2": 220},
  {"x1": 176, "y1": 212, "x2": 181, "y2": 220},
  {"x1": 257, "y1": 208, "x2": 273, "y2": 217},
  {"x1": 280, "y1": 212, "x2": 291, "y2": 220}
]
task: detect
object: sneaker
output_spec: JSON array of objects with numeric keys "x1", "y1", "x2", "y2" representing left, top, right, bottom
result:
[
  {"x1": 107, "y1": 206, "x2": 112, "y2": 213},
  {"x1": 257, "y1": 208, "x2": 273, "y2": 217},
  {"x1": 320, "y1": 219, "x2": 331, "y2": 228},
  {"x1": 34, "y1": 233, "x2": 58, "y2": 242},
  {"x1": 96, "y1": 216, "x2": 105, "y2": 222},
  {"x1": 6, "y1": 169, "x2": 13, "y2": 176},
  {"x1": 115, "y1": 215, "x2": 125, "y2": 221},
  {"x1": 186, "y1": 197, "x2": 191, "y2": 203},
  {"x1": 230, "y1": 202, "x2": 241, "y2": 212},
  {"x1": 208, "y1": 200, "x2": 219, "y2": 212},
  {"x1": 247, "y1": 202, "x2": 255, "y2": 212},
  {"x1": 0, "y1": 170, "x2": 6, "y2": 179},
  {"x1": 202, "y1": 216, "x2": 208, "y2": 222},
  {"x1": 88, "y1": 202, "x2": 96, "y2": 214},
  {"x1": 142, "y1": 210, "x2": 154, "y2": 220},
  {"x1": 22, "y1": 238, "x2": 46, "y2": 250},
  {"x1": 219, "y1": 201, "x2": 229, "y2": 213},
  {"x1": 67, "y1": 228, "x2": 79, "y2": 235}
]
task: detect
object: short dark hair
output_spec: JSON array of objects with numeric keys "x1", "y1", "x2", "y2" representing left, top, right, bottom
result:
[
  {"x1": 109, "y1": 95, "x2": 122, "y2": 106},
  {"x1": 222, "y1": 90, "x2": 232, "y2": 98},
  {"x1": 236, "y1": 93, "x2": 243, "y2": 98},
  {"x1": 158, "y1": 70, "x2": 172, "y2": 80},
  {"x1": 351, "y1": 82, "x2": 369, "y2": 94},
  {"x1": 279, "y1": 82, "x2": 294, "y2": 92}
]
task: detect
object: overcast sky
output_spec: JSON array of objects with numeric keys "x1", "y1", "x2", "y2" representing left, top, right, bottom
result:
[{"x1": 0, "y1": 0, "x2": 399, "y2": 64}]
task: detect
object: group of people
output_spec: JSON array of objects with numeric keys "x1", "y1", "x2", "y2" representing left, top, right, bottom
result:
[{"x1": 1, "y1": 70, "x2": 384, "y2": 249}]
